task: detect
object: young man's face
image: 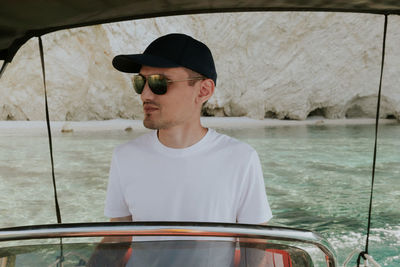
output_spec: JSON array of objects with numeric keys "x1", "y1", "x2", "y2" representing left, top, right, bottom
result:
[{"x1": 139, "y1": 66, "x2": 201, "y2": 130}]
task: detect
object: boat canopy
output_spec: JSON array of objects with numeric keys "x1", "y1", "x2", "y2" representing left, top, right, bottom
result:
[{"x1": 1, "y1": 0, "x2": 400, "y2": 63}]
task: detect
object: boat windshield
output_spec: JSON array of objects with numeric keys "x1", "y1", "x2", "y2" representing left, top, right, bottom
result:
[
  {"x1": 0, "y1": 222, "x2": 335, "y2": 267},
  {"x1": 0, "y1": 238, "x2": 313, "y2": 267}
]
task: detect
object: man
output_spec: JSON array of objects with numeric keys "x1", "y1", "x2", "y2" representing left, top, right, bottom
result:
[{"x1": 103, "y1": 33, "x2": 272, "y2": 266}]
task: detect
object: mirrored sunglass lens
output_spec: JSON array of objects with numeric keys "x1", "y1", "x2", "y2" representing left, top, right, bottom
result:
[
  {"x1": 133, "y1": 75, "x2": 145, "y2": 94},
  {"x1": 148, "y1": 75, "x2": 168, "y2": 95}
]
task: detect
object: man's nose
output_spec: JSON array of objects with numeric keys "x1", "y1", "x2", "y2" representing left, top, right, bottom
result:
[{"x1": 140, "y1": 81, "x2": 154, "y2": 101}]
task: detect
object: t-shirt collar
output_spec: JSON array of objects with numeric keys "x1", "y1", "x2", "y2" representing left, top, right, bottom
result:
[{"x1": 152, "y1": 128, "x2": 214, "y2": 156}]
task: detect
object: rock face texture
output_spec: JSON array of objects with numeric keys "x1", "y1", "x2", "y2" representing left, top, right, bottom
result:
[{"x1": 1, "y1": 13, "x2": 400, "y2": 121}]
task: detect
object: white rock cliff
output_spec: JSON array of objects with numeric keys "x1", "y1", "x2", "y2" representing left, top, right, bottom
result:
[{"x1": 1, "y1": 12, "x2": 399, "y2": 121}]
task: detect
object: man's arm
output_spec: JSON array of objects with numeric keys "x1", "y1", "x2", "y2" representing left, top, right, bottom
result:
[
  {"x1": 110, "y1": 216, "x2": 132, "y2": 222},
  {"x1": 101, "y1": 216, "x2": 133, "y2": 243},
  {"x1": 87, "y1": 216, "x2": 133, "y2": 267},
  {"x1": 236, "y1": 150, "x2": 271, "y2": 266}
]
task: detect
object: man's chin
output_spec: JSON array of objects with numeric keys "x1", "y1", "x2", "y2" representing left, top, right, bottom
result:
[
  {"x1": 143, "y1": 117, "x2": 167, "y2": 130},
  {"x1": 143, "y1": 119, "x2": 158, "y2": 130},
  {"x1": 143, "y1": 118, "x2": 176, "y2": 130}
]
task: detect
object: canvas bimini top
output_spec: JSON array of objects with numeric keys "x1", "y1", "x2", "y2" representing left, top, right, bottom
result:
[{"x1": 1, "y1": 0, "x2": 400, "y2": 63}]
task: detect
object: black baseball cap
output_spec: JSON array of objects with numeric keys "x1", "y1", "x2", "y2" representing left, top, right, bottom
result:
[{"x1": 112, "y1": 33, "x2": 217, "y2": 85}]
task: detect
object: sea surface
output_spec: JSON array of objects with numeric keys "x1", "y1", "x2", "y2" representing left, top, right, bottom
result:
[{"x1": 0, "y1": 123, "x2": 399, "y2": 266}]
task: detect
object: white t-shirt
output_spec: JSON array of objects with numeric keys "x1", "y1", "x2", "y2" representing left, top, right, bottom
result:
[{"x1": 104, "y1": 128, "x2": 272, "y2": 224}]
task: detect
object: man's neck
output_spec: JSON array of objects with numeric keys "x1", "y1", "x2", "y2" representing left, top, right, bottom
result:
[{"x1": 157, "y1": 123, "x2": 208, "y2": 149}]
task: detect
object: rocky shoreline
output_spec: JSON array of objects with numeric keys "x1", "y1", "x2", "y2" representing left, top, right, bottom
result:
[{"x1": 1, "y1": 13, "x2": 400, "y2": 121}]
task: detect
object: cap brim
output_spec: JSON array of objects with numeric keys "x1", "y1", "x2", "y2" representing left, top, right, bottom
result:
[{"x1": 112, "y1": 54, "x2": 181, "y2": 73}]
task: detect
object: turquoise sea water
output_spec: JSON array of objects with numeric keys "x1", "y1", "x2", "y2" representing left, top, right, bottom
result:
[
  {"x1": 223, "y1": 124, "x2": 400, "y2": 266},
  {"x1": 0, "y1": 123, "x2": 399, "y2": 266}
]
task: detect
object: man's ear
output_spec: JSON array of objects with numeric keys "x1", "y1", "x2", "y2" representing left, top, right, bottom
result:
[{"x1": 196, "y1": 79, "x2": 215, "y2": 105}]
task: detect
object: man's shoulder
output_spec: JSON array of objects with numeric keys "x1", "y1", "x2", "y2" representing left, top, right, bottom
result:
[{"x1": 209, "y1": 129, "x2": 256, "y2": 155}]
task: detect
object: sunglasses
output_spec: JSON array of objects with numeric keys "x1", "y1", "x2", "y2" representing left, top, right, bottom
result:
[{"x1": 131, "y1": 74, "x2": 204, "y2": 95}]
